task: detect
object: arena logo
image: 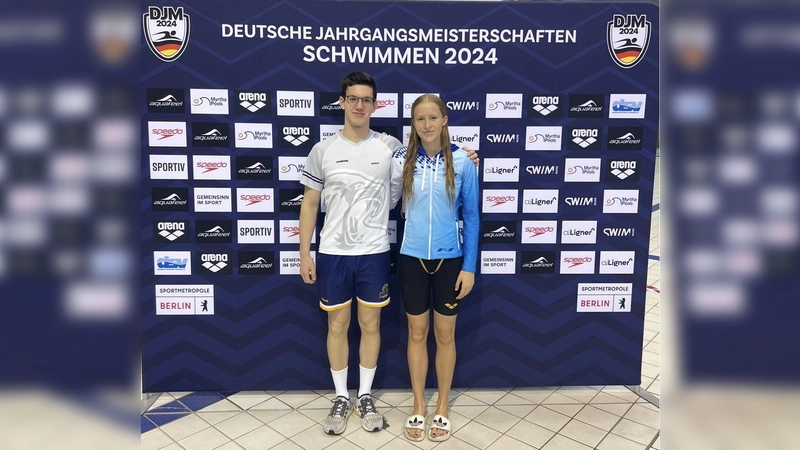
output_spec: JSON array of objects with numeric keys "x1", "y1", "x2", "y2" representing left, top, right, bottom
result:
[
  {"x1": 143, "y1": 6, "x2": 190, "y2": 62},
  {"x1": 567, "y1": 127, "x2": 602, "y2": 150},
  {"x1": 528, "y1": 95, "x2": 561, "y2": 117},
  {"x1": 196, "y1": 253, "x2": 232, "y2": 274},
  {"x1": 279, "y1": 125, "x2": 312, "y2": 148},
  {"x1": 605, "y1": 159, "x2": 640, "y2": 181},
  {"x1": 153, "y1": 220, "x2": 189, "y2": 243},
  {"x1": 234, "y1": 91, "x2": 270, "y2": 115}
]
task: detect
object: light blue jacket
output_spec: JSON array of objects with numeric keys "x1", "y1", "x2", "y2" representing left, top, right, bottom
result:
[{"x1": 391, "y1": 144, "x2": 480, "y2": 272}]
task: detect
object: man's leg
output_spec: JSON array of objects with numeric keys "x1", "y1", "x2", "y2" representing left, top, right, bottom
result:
[
  {"x1": 356, "y1": 302, "x2": 381, "y2": 393},
  {"x1": 327, "y1": 305, "x2": 352, "y2": 389}
]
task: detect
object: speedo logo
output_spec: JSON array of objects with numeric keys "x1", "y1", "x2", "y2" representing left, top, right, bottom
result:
[
  {"x1": 196, "y1": 161, "x2": 228, "y2": 173},
  {"x1": 240, "y1": 194, "x2": 271, "y2": 206},
  {"x1": 486, "y1": 195, "x2": 515, "y2": 206},
  {"x1": 564, "y1": 256, "x2": 593, "y2": 268}
]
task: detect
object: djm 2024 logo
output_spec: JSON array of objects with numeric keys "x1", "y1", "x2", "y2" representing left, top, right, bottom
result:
[
  {"x1": 607, "y1": 14, "x2": 651, "y2": 69},
  {"x1": 143, "y1": 6, "x2": 190, "y2": 62}
]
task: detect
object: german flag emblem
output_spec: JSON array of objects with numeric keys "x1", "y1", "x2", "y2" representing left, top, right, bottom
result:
[{"x1": 607, "y1": 14, "x2": 651, "y2": 69}]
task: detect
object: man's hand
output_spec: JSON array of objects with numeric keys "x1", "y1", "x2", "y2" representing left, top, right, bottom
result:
[
  {"x1": 300, "y1": 255, "x2": 316, "y2": 284},
  {"x1": 463, "y1": 146, "x2": 480, "y2": 167},
  {"x1": 454, "y1": 271, "x2": 475, "y2": 300}
]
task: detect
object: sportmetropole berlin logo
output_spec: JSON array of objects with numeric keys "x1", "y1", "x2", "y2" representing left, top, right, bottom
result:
[{"x1": 143, "y1": 6, "x2": 191, "y2": 62}]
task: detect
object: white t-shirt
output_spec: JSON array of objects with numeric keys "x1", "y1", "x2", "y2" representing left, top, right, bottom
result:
[{"x1": 301, "y1": 130, "x2": 402, "y2": 255}]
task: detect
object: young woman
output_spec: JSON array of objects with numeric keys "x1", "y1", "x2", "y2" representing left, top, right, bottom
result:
[{"x1": 391, "y1": 94, "x2": 480, "y2": 441}]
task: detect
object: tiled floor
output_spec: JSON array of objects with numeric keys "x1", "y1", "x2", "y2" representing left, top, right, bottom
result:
[{"x1": 142, "y1": 159, "x2": 661, "y2": 450}]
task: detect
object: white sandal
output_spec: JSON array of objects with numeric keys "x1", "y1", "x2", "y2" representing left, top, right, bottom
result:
[
  {"x1": 429, "y1": 414, "x2": 451, "y2": 442},
  {"x1": 404, "y1": 414, "x2": 426, "y2": 441}
]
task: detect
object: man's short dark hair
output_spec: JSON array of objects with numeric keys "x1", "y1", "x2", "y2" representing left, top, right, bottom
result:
[{"x1": 340, "y1": 72, "x2": 377, "y2": 99}]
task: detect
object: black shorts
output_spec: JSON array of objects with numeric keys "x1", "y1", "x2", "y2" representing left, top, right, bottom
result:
[{"x1": 398, "y1": 254, "x2": 463, "y2": 316}]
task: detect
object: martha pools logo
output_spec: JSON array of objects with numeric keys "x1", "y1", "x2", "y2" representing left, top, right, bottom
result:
[{"x1": 143, "y1": 6, "x2": 190, "y2": 62}]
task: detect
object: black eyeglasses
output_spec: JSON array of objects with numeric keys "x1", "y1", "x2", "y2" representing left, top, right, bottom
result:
[{"x1": 344, "y1": 95, "x2": 375, "y2": 106}]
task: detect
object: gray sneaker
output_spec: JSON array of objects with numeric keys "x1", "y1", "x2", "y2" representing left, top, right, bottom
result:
[
  {"x1": 323, "y1": 396, "x2": 352, "y2": 435},
  {"x1": 356, "y1": 395, "x2": 384, "y2": 432}
]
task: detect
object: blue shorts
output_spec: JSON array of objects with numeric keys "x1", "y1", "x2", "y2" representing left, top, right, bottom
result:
[{"x1": 316, "y1": 251, "x2": 391, "y2": 311}]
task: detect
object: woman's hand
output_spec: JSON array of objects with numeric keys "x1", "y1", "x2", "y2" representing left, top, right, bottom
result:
[{"x1": 454, "y1": 271, "x2": 475, "y2": 300}]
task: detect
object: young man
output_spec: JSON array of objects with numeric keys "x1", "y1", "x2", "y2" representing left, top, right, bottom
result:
[
  {"x1": 299, "y1": 72, "x2": 399, "y2": 434},
  {"x1": 299, "y1": 73, "x2": 478, "y2": 435}
]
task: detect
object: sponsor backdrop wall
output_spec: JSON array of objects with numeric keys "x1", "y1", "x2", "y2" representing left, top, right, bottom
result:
[{"x1": 141, "y1": 0, "x2": 659, "y2": 392}]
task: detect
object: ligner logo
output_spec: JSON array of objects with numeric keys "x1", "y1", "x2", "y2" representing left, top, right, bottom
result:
[{"x1": 143, "y1": 6, "x2": 190, "y2": 62}]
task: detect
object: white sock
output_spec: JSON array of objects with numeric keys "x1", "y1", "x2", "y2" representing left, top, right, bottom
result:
[
  {"x1": 331, "y1": 367, "x2": 349, "y2": 399},
  {"x1": 358, "y1": 364, "x2": 376, "y2": 398}
]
